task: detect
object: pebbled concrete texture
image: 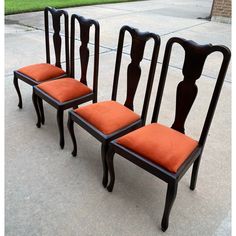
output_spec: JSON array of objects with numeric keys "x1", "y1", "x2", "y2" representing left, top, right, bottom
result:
[{"x1": 5, "y1": 0, "x2": 231, "y2": 235}]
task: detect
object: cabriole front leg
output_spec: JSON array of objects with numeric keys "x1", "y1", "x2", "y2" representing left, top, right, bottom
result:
[
  {"x1": 107, "y1": 146, "x2": 115, "y2": 192},
  {"x1": 13, "y1": 74, "x2": 22, "y2": 109},
  {"x1": 67, "y1": 114, "x2": 77, "y2": 156},
  {"x1": 32, "y1": 92, "x2": 41, "y2": 128},
  {"x1": 161, "y1": 181, "x2": 178, "y2": 232}
]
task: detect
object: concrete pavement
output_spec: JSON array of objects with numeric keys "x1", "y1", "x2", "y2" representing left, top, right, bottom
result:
[{"x1": 5, "y1": 0, "x2": 231, "y2": 235}]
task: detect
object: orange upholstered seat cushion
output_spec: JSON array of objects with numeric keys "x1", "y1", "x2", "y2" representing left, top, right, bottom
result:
[
  {"x1": 37, "y1": 78, "x2": 92, "y2": 103},
  {"x1": 18, "y1": 63, "x2": 66, "y2": 82},
  {"x1": 75, "y1": 101, "x2": 141, "y2": 135},
  {"x1": 116, "y1": 123, "x2": 198, "y2": 173}
]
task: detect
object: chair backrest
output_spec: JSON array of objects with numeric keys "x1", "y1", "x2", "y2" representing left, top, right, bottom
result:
[
  {"x1": 44, "y1": 7, "x2": 69, "y2": 74},
  {"x1": 111, "y1": 25, "x2": 161, "y2": 124},
  {"x1": 152, "y1": 37, "x2": 231, "y2": 147},
  {"x1": 70, "y1": 14, "x2": 100, "y2": 102}
]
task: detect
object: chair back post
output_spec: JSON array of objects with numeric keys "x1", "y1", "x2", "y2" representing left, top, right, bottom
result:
[
  {"x1": 70, "y1": 14, "x2": 100, "y2": 101},
  {"x1": 44, "y1": 7, "x2": 69, "y2": 74},
  {"x1": 70, "y1": 14, "x2": 76, "y2": 78},
  {"x1": 140, "y1": 34, "x2": 160, "y2": 124},
  {"x1": 199, "y1": 46, "x2": 231, "y2": 147},
  {"x1": 112, "y1": 25, "x2": 161, "y2": 124},
  {"x1": 93, "y1": 22, "x2": 100, "y2": 103},
  {"x1": 151, "y1": 39, "x2": 174, "y2": 123},
  {"x1": 111, "y1": 26, "x2": 126, "y2": 101}
]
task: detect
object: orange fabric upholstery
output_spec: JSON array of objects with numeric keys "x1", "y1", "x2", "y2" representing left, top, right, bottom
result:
[
  {"x1": 116, "y1": 123, "x2": 198, "y2": 173},
  {"x1": 37, "y1": 78, "x2": 92, "y2": 103},
  {"x1": 75, "y1": 101, "x2": 141, "y2": 135},
  {"x1": 18, "y1": 63, "x2": 66, "y2": 82}
]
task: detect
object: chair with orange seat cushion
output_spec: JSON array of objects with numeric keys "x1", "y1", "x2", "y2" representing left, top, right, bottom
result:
[
  {"x1": 13, "y1": 7, "x2": 69, "y2": 110},
  {"x1": 106, "y1": 37, "x2": 231, "y2": 231},
  {"x1": 33, "y1": 14, "x2": 100, "y2": 149},
  {"x1": 67, "y1": 25, "x2": 161, "y2": 188}
]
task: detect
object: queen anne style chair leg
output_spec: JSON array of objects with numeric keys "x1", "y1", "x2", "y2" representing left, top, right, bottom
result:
[
  {"x1": 161, "y1": 182, "x2": 178, "y2": 232},
  {"x1": 67, "y1": 115, "x2": 77, "y2": 157},
  {"x1": 107, "y1": 147, "x2": 115, "y2": 192},
  {"x1": 32, "y1": 93, "x2": 41, "y2": 128},
  {"x1": 13, "y1": 72, "x2": 22, "y2": 109}
]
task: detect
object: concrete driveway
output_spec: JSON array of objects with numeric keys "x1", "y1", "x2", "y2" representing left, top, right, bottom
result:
[{"x1": 5, "y1": 0, "x2": 231, "y2": 235}]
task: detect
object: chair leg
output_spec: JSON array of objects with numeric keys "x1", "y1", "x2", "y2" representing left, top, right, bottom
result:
[
  {"x1": 190, "y1": 155, "x2": 202, "y2": 190},
  {"x1": 32, "y1": 92, "x2": 41, "y2": 128},
  {"x1": 38, "y1": 96, "x2": 45, "y2": 125},
  {"x1": 57, "y1": 109, "x2": 64, "y2": 149},
  {"x1": 107, "y1": 147, "x2": 115, "y2": 192},
  {"x1": 101, "y1": 142, "x2": 108, "y2": 188},
  {"x1": 67, "y1": 115, "x2": 77, "y2": 156},
  {"x1": 13, "y1": 74, "x2": 22, "y2": 109},
  {"x1": 161, "y1": 181, "x2": 178, "y2": 232}
]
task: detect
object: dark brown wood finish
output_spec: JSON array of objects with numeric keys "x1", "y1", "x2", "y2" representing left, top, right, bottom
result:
[
  {"x1": 33, "y1": 14, "x2": 100, "y2": 149},
  {"x1": 13, "y1": 7, "x2": 69, "y2": 109},
  {"x1": 67, "y1": 25, "x2": 161, "y2": 188},
  {"x1": 106, "y1": 37, "x2": 231, "y2": 232},
  {"x1": 70, "y1": 15, "x2": 100, "y2": 102}
]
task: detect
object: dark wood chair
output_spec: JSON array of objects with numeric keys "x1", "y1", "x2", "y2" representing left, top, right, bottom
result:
[
  {"x1": 13, "y1": 7, "x2": 69, "y2": 109},
  {"x1": 106, "y1": 37, "x2": 231, "y2": 231},
  {"x1": 32, "y1": 14, "x2": 100, "y2": 149},
  {"x1": 67, "y1": 25, "x2": 160, "y2": 188}
]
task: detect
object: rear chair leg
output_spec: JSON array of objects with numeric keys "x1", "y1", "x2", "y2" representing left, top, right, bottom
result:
[
  {"x1": 107, "y1": 147, "x2": 115, "y2": 192},
  {"x1": 101, "y1": 142, "x2": 108, "y2": 188},
  {"x1": 38, "y1": 97, "x2": 45, "y2": 125},
  {"x1": 57, "y1": 109, "x2": 64, "y2": 149},
  {"x1": 190, "y1": 155, "x2": 202, "y2": 190},
  {"x1": 67, "y1": 115, "x2": 77, "y2": 156},
  {"x1": 161, "y1": 182, "x2": 178, "y2": 232},
  {"x1": 13, "y1": 74, "x2": 22, "y2": 109},
  {"x1": 32, "y1": 92, "x2": 41, "y2": 128}
]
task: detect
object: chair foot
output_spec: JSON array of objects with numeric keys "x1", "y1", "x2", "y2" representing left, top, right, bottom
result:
[
  {"x1": 67, "y1": 114, "x2": 77, "y2": 156},
  {"x1": 72, "y1": 150, "x2": 77, "y2": 157},
  {"x1": 107, "y1": 146, "x2": 115, "y2": 192},
  {"x1": 161, "y1": 182, "x2": 178, "y2": 232},
  {"x1": 102, "y1": 176, "x2": 108, "y2": 188},
  {"x1": 107, "y1": 185, "x2": 113, "y2": 192},
  {"x1": 60, "y1": 141, "x2": 65, "y2": 149},
  {"x1": 161, "y1": 225, "x2": 168, "y2": 232},
  {"x1": 13, "y1": 74, "x2": 23, "y2": 109}
]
